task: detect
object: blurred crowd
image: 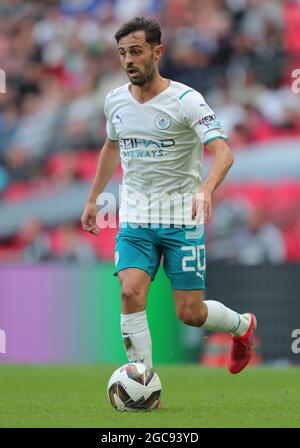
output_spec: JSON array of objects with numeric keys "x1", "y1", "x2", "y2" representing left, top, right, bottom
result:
[{"x1": 0, "y1": 0, "x2": 300, "y2": 264}]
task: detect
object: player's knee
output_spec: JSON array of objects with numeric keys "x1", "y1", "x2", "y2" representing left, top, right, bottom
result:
[
  {"x1": 121, "y1": 285, "x2": 145, "y2": 312},
  {"x1": 178, "y1": 311, "x2": 204, "y2": 327},
  {"x1": 177, "y1": 305, "x2": 207, "y2": 327}
]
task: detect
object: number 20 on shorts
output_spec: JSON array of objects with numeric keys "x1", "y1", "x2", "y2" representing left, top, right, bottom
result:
[{"x1": 181, "y1": 244, "x2": 206, "y2": 272}]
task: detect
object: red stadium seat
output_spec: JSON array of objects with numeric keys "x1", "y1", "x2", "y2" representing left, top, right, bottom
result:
[
  {"x1": 3, "y1": 182, "x2": 34, "y2": 202},
  {"x1": 268, "y1": 182, "x2": 300, "y2": 213},
  {"x1": 45, "y1": 152, "x2": 77, "y2": 176},
  {"x1": 74, "y1": 149, "x2": 122, "y2": 180},
  {"x1": 282, "y1": 220, "x2": 300, "y2": 262},
  {"x1": 239, "y1": 183, "x2": 271, "y2": 209},
  {"x1": 75, "y1": 150, "x2": 98, "y2": 180},
  {"x1": 80, "y1": 224, "x2": 118, "y2": 261}
]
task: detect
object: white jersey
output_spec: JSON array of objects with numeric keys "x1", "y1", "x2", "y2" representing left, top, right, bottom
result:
[{"x1": 104, "y1": 80, "x2": 228, "y2": 225}]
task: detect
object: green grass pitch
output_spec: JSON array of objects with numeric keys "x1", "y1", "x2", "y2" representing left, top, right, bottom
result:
[{"x1": 0, "y1": 364, "x2": 299, "y2": 428}]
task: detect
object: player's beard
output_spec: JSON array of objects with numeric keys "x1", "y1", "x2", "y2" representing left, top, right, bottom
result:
[{"x1": 128, "y1": 59, "x2": 155, "y2": 86}]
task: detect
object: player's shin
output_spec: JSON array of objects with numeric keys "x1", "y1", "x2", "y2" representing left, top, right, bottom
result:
[
  {"x1": 120, "y1": 311, "x2": 153, "y2": 367},
  {"x1": 202, "y1": 300, "x2": 250, "y2": 336}
]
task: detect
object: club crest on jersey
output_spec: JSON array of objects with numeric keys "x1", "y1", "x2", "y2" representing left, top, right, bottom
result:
[{"x1": 155, "y1": 113, "x2": 171, "y2": 130}]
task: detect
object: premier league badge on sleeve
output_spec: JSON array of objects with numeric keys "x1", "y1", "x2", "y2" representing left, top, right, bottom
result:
[{"x1": 155, "y1": 113, "x2": 171, "y2": 130}]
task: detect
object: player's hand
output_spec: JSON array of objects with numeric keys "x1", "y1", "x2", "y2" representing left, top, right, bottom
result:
[
  {"x1": 192, "y1": 187, "x2": 212, "y2": 224},
  {"x1": 81, "y1": 202, "x2": 99, "y2": 236}
]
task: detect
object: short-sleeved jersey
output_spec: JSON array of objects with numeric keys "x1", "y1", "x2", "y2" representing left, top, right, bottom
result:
[{"x1": 104, "y1": 80, "x2": 228, "y2": 225}]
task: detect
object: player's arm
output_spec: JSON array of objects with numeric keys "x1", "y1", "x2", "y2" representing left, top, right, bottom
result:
[
  {"x1": 81, "y1": 138, "x2": 120, "y2": 236},
  {"x1": 192, "y1": 138, "x2": 234, "y2": 223}
]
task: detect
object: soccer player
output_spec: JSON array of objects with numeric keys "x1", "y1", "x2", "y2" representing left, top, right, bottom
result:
[{"x1": 81, "y1": 17, "x2": 257, "y2": 376}]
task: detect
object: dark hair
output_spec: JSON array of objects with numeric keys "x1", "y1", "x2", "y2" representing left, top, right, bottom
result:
[{"x1": 114, "y1": 16, "x2": 161, "y2": 46}]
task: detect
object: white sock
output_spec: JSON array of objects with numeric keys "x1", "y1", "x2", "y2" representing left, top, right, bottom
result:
[
  {"x1": 121, "y1": 311, "x2": 153, "y2": 368},
  {"x1": 203, "y1": 300, "x2": 250, "y2": 336}
]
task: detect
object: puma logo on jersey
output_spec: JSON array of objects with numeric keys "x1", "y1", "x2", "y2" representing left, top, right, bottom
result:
[{"x1": 116, "y1": 114, "x2": 123, "y2": 124}]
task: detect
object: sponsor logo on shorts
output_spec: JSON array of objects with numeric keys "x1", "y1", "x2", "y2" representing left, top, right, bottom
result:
[
  {"x1": 115, "y1": 251, "x2": 119, "y2": 266},
  {"x1": 196, "y1": 271, "x2": 204, "y2": 280}
]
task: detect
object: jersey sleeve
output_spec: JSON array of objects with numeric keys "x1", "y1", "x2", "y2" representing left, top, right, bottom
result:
[
  {"x1": 181, "y1": 90, "x2": 228, "y2": 144},
  {"x1": 104, "y1": 93, "x2": 118, "y2": 141}
]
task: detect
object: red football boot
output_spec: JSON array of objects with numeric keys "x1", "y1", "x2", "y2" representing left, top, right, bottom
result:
[
  {"x1": 154, "y1": 400, "x2": 161, "y2": 409},
  {"x1": 228, "y1": 313, "x2": 257, "y2": 374}
]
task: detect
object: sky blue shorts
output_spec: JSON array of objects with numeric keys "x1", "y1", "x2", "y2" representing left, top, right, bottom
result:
[{"x1": 114, "y1": 223, "x2": 206, "y2": 290}]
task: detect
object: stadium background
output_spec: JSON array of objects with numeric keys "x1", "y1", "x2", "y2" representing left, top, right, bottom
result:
[{"x1": 0, "y1": 0, "x2": 300, "y2": 368}]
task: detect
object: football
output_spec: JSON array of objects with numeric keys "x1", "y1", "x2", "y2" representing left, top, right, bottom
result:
[{"x1": 107, "y1": 362, "x2": 162, "y2": 411}]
